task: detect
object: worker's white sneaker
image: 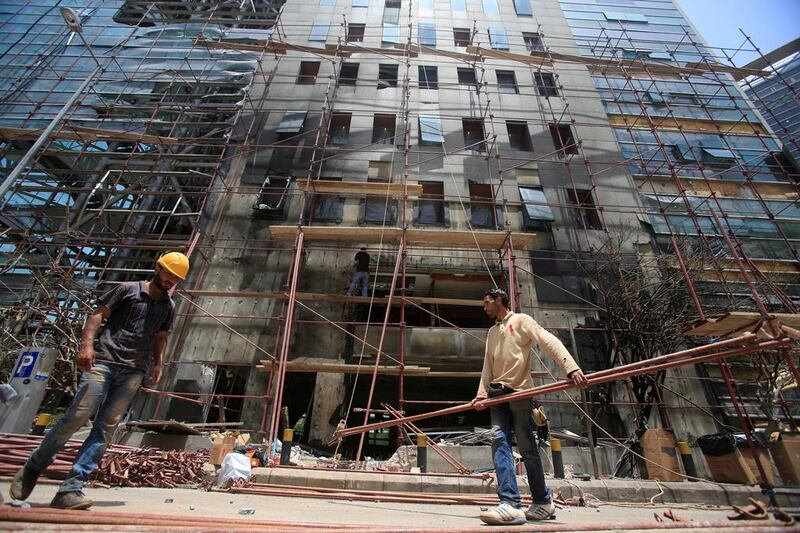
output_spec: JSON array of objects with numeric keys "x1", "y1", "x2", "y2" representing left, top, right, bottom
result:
[
  {"x1": 479, "y1": 502, "x2": 527, "y2": 525},
  {"x1": 525, "y1": 501, "x2": 555, "y2": 521}
]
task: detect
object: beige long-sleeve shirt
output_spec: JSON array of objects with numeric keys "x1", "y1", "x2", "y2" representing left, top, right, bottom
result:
[{"x1": 477, "y1": 311, "x2": 580, "y2": 399}]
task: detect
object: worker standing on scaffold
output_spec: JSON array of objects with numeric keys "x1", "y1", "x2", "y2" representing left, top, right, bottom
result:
[
  {"x1": 10, "y1": 252, "x2": 189, "y2": 510},
  {"x1": 472, "y1": 288, "x2": 588, "y2": 525}
]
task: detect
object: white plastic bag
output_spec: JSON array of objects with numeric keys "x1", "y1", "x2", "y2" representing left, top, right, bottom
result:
[{"x1": 216, "y1": 452, "x2": 251, "y2": 486}]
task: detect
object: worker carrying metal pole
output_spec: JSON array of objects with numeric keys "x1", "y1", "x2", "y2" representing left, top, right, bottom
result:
[
  {"x1": 9, "y1": 252, "x2": 190, "y2": 510},
  {"x1": 471, "y1": 288, "x2": 588, "y2": 526}
]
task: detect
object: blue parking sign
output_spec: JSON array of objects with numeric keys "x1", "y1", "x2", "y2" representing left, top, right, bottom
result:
[{"x1": 13, "y1": 350, "x2": 39, "y2": 378}]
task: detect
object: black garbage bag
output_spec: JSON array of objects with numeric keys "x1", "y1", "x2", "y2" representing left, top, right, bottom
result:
[{"x1": 696, "y1": 433, "x2": 749, "y2": 456}]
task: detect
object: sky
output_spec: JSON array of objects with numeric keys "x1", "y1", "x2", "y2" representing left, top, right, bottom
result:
[{"x1": 675, "y1": 0, "x2": 800, "y2": 66}]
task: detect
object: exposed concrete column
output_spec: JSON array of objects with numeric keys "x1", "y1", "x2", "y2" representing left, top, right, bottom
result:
[{"x1": 309, "y1": 372, "x2": 346, "y2": 448}]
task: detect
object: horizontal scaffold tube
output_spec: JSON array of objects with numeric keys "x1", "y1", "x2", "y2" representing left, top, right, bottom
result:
[{"x1": 333, "y1": 334, "x2": 793, "y2": 440}]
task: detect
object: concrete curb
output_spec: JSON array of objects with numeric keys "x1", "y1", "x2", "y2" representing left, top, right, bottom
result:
[{"x1": 250, "y1": 467, "x2": 799, "y2": 507}]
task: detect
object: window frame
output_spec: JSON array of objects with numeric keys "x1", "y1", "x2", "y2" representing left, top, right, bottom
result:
[
  {"x1": 328, "y1": 113, "x2": 352, "y2": 145},
  {"x1": 496, "y1": 70, "x2": 519, "y2": 94},
  {"x1": 296, "y1": 61, "x2": 321, "y2": 84},
  {"x1": 346, "y1": 23, "x2": 365, "y2": 42},
  {"x1": 418, "y1": 65, "x2": 438, "y2": 90}
]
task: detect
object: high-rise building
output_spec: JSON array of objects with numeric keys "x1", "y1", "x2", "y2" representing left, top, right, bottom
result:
[
  {"x1": 740, "y1": 41, "x2": 800, "y2": 169},
  {"x1": 0, "y1": 0, "x2": 796, "y2": 460}
]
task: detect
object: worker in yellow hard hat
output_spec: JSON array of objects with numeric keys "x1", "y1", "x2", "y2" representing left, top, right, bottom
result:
[{"x1": 11, "y1": 251, "x2": 189, "y2": 510}]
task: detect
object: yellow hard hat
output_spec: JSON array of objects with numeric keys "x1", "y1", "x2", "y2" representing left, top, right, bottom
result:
[{"x1": 157, "y1": 251, "x2": 190, "y2": 280}]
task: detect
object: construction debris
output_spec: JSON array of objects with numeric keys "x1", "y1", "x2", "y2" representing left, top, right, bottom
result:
[
  {"x1": 0, "y1": 432, "x2": 208, "y2": 488},
  {"x1": 727, "y1": 498, "x2": 769, "y2": 521}
]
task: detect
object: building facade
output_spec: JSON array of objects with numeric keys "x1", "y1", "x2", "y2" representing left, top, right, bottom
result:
[{"x1": 0, "y1": 0, "x2": 796, "y2": 460}]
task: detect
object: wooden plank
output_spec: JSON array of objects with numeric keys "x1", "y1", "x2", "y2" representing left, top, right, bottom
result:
[
  {"x1": 298, "y1": 180, "x2": 423, "y2": 197},
  {"x1": 179, "y1": 289, "x2": 483, "y2": 306},
  {"x1": 684, "y1": 312, "x2": 800, "y2": 337},
  {"x1": 268, "y1": 225, "x2": 536, "y2": 249},
  {"x1": 257, "y1": 359, "x2": 430, "y2": 376},
  {"x1": 0, "y1": 125, "x2": 181, "y2": 145}
]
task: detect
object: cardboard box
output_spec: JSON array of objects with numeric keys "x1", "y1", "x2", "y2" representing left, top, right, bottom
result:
[
  {"x1": 704, "y1": 447, "x2": 774, "y2": 485},
  {"x1": 770, "y1": 432, "x2": 800, "y2": 485},
  {"x1": 210, "y1": 435, "x2": 236, "y2": 465},
  {"x1": 640, "y1": 428, "x2": 682, "y2": 482}
]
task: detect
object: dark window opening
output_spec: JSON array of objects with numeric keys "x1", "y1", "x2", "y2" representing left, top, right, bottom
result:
[
  {"x1": 372, "y1": 114, "x2": 396, "y2": 144},
  {"x1": 458, "y1": 67, "x2": 477, "y2": 88},
  {"x1": 506, "y1": 121, "x2": 532, "y2": 151},
  {"x1": 310, "y1": 177, "x2": 344, "y2": 222},
  {"x1": 297, "y1": 61, "x2": 320, "y2": 84},
  {"x1": 253, "y1": 176, "x2": 292, "y2": 219},
  {"x1": 496, "y1": 70, "x2": 518, "y2": 94},
  {"x1": 530, "y1": 250, "x2": 597, "y2": 304},
  {"x1": 419, "y1": 65, "x2": 438, "y2": 89},
  {"x1": 523, "y1": 32, "x2": 544, "y2": 52},
  {"x1": 462, "y1": 119, "x2": 486, "y2": 152},
  {"x1": 328, "y1": 113, "x2": 352, "y2": 145},
  {"x1": 469, "y1": 182, "x2": 496, "y2": 229},
  {"x1": 416, "y1": 181, "x2": 445, "y2": 225},
  {"x1": 205, "y1": 365, "x2": 249, "y2": 424},
  {"x1": 453, "y1": 28, "x2": 471, "y2": 47},
  {"x1": 347, "y1": 23, "x2": 365, "y2": 42},
  {"x1": 567, "y1": 188, "x2": 603, "y2": 230},
  {"x1": 534, "y1": 71, "x2": 558, "y2": 97},
  {"x1": 363, "y1": 178, "x2": 398, "y2": 225},
  {"x1": 339, "y1": 63, "x2": 359, "y2": 85},
  {"x1": 549, "y1": 123, "x2": 578, "y2": 155},
  {"x1": 378, "y1": 64, "x2": 399, "y2": 88}
]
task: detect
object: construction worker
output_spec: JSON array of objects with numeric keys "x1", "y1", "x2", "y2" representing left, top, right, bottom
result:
[
  {"x1": 472, "y1": 288, "x2": 588, "y2": 525},
  {"x1": 10, "y1": 252, "x2": 189, "y2": 510},
  {"x1": 346, "y1": 247, "x2": 370, "y2": 297}
]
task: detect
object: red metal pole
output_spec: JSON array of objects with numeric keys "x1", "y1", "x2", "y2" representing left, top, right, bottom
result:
[
  {"x1": 268, "y1": 229, "x2": 304, "y2": 453},
  {"x1": 334, "y1": 337, "x2": 791, "y2": 439},
  {"x1": 355, "y1": 235, "x2": 405, "y2": 464}
]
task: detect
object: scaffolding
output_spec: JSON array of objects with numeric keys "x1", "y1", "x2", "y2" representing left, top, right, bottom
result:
[{"x1": 0, "y1": 0, "x2": 798, "y2": 485}]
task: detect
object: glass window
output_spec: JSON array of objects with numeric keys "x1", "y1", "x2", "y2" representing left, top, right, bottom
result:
[
  {"x1": 603, "y1": 11, "x2": 648, "y2": 23},
  {"x1": 276, "y1": 112, "x2": 307, "y2": 133},
  {"x1": 520, "y1": 186, "x2": 554, "y2": 221},
  {"x1": 496, "y1": 70, "x2": 518, "y2": 94},
  {"x1": 419, "y1": 0, "x2": 434, "y2": 11},
  {"x1": 453, "y1": 28, "x2": 471, "y2": 47},
  {"x1": 419, "y1": 65, "x2": 438, "y2": 89},
  {"x1": 338, "y1": 63, "x2": 359, "y2": 85},
  {"x1": 419, "y1": 115, "x2": 444, "y2": 144},
  {"x1": 353, "y1": 0, "x2": 368, "y2": 6},
  {"x1": 458, "y1": 67, "x2": 477, "y2": 88},
  {"x1": 309, "y1": 22, "x2": 329, "y2": 42},
  {"x1": 384, "y1": 0, "x2": 401, "y2": 23},
  {"x1": 488, "y1": 27, "x2": 509, "y2": 50},
  {"x1": 378, "y1": 64, "x2": 399, "y2": 88},
  {"x1": 451, "y1": 0, "x2": 466, "y2": 11},
  {"x1": 383, "y1": 23, "x2": 402, "y2": 43},
  {"x1": 534, "y1": 71, "x2": 558, "y2": 97},
  {"x1": 523, "y1": 32, "x2": 544, "y2": 52},
  {"x1": 418, "y1": 22, "x2": 436, "y2": 46},
  {"x1": 513, "y1": 0, "x2": 532, "y2": 16},
  {"x1": 364, "y1": 179, "x2": 398, "y2": 224},
  {"x1": 482, "y1": 0, "x2": 499, "y2": 14}
]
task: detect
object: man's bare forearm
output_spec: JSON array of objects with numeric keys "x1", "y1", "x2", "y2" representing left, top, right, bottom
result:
[
  {"x1": 80, "y1": 312, "x2": 104, "y2": 349},
  {"x1": 153, "y1": 332, "x2": 168, "y2": 366}
]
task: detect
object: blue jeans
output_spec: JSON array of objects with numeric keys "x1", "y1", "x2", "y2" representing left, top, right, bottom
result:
[
  {"x1": 347, "y1": 271, "x2": 369, "y2": 296},
  {"x1": 26, "y1": 362, "x2": 144, "y2": 494},
  {"x1": 490, "y1": 397, "x2": 551, "y2": 507}
]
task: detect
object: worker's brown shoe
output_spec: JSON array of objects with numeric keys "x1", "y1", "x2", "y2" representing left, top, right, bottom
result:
[
  {"x1": 10, "y1": 466, "x2": 39, "y2": 501},
  {"x1": 51, "y1": 491, "x2": 93, "y2": 510}
]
